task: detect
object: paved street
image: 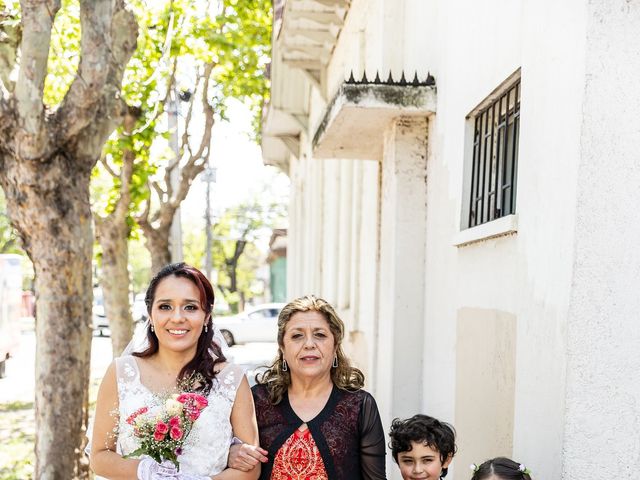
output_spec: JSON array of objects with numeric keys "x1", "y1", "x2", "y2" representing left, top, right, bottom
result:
[{"x1": 0, "y1": 319, "x2": 278, "y2": 405}]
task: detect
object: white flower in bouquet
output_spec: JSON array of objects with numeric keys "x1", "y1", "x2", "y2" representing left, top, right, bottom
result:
[{"x1": 165, "y1": 398, "x2": 184, "y2": 416}]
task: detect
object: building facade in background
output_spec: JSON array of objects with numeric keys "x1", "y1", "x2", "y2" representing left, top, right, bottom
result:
[
  {"x1": 261, "y1": 1, "x2": 640, "y2": 478},
  {"x1": 267, "y1": 228, "x2": 287, "y2": 303}
]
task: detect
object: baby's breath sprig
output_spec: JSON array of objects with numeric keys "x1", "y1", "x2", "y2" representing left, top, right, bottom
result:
[{"x1": 178, "y1": 371, "x2": 207, "y2": 393}]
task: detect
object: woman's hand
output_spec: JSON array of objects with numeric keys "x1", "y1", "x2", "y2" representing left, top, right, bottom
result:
[
  {"x1": 137, "y1": 458, "x2": 178, "y2": 479},
  {"x1": 227, "y1": 443, "x2": 268, "y2": 472}
]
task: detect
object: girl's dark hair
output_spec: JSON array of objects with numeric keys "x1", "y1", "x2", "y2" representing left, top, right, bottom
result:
[
  {"x1": 134, "y1": 263, "x2": 225, "y2": 392},
  {"x1": 389, "y1": 414, "x2": 457, "y2": 478},
  {"x1": 471, "y1": 457, "x2": 532, "y2": 480}
]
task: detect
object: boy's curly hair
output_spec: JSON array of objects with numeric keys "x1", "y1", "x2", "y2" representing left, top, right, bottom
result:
[{"x1": 389, "y1": 414, "x2": 457, "y2": 478}]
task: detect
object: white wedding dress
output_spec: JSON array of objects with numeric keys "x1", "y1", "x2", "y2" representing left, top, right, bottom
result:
[{"x1": 115, "y1": 355, "x2": 244, "y2": 476}]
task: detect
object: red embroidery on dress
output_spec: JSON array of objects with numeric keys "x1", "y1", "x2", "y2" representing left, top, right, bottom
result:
[{"x1": 271, "y1": 428, "x2": 328, "y2": 480}]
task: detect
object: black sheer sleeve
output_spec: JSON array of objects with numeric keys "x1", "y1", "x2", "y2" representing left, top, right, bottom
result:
[{"x1": 358, "y1": 391, "x2": 387, "y2": 480}]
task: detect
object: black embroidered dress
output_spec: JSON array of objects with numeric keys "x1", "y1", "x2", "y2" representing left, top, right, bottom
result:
[{"x1": 252, "y1": 383, "x2": 387, "y2": 480}]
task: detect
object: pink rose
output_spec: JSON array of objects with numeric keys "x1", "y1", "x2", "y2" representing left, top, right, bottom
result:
[
  {"x1": 193, "y1": 395, "x2": 208, "y2": 410},
  {"x1": 176, "y1": 393, "x2": 192, "y2": 403},
  {"x1": 154, "y1": 431, "x2": 165, "y2": 442},
  {"x1": 169, "y1": 416, "x2": 181, "y2": 427},
  {"x1": 187, "y1": 409, "x2": 200, "y2": 421},
  {"x1": 155, "y1": 422, "x2": 169, "y2": 434},
  {"x1": 126, "y1": 406, "x2": 148, "y2": 425},
  {"x1": 170, "y1": 426, "x2": 183, "y2": 440}
]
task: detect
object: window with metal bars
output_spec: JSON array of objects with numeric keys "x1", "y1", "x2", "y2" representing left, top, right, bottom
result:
[{"x1": 467, "y1": 77, "x2": 521, "y2": 228}]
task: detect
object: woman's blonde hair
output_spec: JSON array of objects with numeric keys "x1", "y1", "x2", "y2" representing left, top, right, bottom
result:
[{"x1": 256, "y1": 295, "x2": 365, "y2": 404}]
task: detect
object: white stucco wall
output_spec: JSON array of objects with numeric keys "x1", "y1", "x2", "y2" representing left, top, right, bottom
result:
[
  {"x1": 422, "y1": 1, "x2": 589, "y2": 478},
  {"x1": 563, "y1": 1, "x2": 640, "y2": 477},
  {"x1": 273, "y1": 0, "x2": 640, "y2": 479}
]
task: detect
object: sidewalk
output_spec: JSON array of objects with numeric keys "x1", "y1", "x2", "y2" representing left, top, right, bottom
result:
[{"x1": 0, "y1": 318, "x2": 113, "y2": 405}]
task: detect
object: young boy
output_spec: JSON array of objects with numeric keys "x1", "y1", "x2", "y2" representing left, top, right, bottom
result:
[{"x1": 389, "y1": 414, "x2": 457, "y2": 479}]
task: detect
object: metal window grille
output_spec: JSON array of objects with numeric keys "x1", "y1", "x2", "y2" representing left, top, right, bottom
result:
[{"x1": 468, "y1": 79, "x2": 521, "y2": 228}]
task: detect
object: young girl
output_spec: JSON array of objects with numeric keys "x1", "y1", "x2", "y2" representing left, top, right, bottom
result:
[{"x1": 470, "y1": 457, "x2": 532, "y2": 480}]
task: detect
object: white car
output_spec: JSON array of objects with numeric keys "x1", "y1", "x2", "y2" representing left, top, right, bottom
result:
[
  {"x1": 216, "y1": 303, "x2": 285, "y2": 346},
  {"x1": 132, "y1": 292, "x2": 148, "y2": 322},
  {"x1": 92, "y1": 288, "x2": 109, "y2": 336}
]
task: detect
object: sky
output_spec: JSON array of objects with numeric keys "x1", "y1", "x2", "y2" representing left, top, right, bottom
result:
[{"x1": 180, "y1": 98, "x2": 290, "y2": 230}]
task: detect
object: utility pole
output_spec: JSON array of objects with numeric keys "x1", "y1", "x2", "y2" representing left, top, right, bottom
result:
[
  {"x1": 202, "y1": 163, "x2": 217, "y2": 280},
  {"x1": 167, "y1": 87, "x2": 183, "y2": 262}
]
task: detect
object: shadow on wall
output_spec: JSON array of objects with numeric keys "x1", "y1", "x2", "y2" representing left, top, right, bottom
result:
[{"x1": 455, "y1": 308, "x2": 517, "y2": 472}]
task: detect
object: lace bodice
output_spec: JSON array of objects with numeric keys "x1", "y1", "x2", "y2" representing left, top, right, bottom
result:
[{"x1": 115, "y1": 355, "x2": 244, "y2": 476}]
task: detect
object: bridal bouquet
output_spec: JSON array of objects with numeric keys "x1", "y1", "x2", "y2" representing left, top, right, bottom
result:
[{"x1": 124, "y1": 392, "x2": 209, "y2": 469}]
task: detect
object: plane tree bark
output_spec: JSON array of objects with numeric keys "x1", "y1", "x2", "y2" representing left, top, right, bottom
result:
[
  {"x1": 94, "y1": 108, "x2": 140, "y2": 357},
  {"x1": 0, "y1": 2, "x2": 137, "y2": 478}
]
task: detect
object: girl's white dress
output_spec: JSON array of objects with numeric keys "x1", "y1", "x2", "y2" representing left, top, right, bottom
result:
[{"x1": 115, "y1": 355, "x2": 244, "y2": 476}]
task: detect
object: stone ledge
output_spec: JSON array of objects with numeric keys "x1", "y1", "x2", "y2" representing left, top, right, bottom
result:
[
  {"x1": 453, "y1": 214, "x2": 518, "y2": 247},
  {"x1": 312, "y1": 83, "x2": 437, "y2": 159}
]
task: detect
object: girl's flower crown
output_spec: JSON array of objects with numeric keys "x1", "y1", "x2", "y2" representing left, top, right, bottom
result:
[
  {"x1": 469, "y1": 462, "x2": 532, "y2": 476},
  {"x1": 518, "y1": 463, "x2": 532, "y2": 475}
]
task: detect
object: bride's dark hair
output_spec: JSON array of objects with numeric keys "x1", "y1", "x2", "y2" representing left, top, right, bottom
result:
[{"x1": 134, "y1": 262, "x2": 225, "y2": 392}]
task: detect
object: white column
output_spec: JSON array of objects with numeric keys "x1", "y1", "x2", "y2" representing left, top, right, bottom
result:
[
  {"x1": 353, "y1": 159, "x2": 380, "y2": 386},
  {"x1": 337, "y1": 161, "x2": 353, "y2": 313},
  {"x1": 321, "y1": 160, "x2": 341, "y2": 304},
  {"x1": 288, "y1": 157, "x2": 301, "y2": 299},
  {"x1": 375, "y1": 117, "x2": 429, "y2": 426}
]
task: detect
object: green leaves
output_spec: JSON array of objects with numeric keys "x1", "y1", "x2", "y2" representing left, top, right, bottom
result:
[
  {"x1": 43, "y1": 0, "x2": 80, "y2": 108},
  {"x1": 91, "y1": 0, "x2": 272, "y2": 222}
]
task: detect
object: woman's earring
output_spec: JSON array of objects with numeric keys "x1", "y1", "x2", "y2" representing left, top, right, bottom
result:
[
  {"x1": 282, "y1": 359, "x2": 288, "y2": 372},
  {"x1": 204, "y1": 323, "x2": 208, "y2": 333},
  {"x1": 150, "y1": 323, "x2": 155, "y2": 333},
  {"x1": 332, "y1": 355, "x2": 338, "y2": 368}
]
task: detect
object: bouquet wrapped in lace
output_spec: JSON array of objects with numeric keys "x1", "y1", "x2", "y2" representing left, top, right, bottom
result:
[{"x1": 124, "y1": 392, "x2": 209, "y2": 469}]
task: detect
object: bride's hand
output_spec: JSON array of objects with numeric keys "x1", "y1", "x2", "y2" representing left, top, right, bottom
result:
[
  {"x1": 227, "y1": 443, "x2": 268, "y2": 471},
  {"x1": 137, "y1": 457, "x2": 178, "y2": 480}
]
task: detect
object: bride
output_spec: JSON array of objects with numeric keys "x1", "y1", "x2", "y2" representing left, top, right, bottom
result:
[{"x1": 90, "y1": 263, "x2": 260, "y2": 480}]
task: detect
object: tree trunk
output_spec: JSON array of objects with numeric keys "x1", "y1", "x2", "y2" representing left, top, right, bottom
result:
[
  {"x1": 224, "y1": 238, "x2": 246, "y2": 311},
  {"x1": 228, "y1": 262, "x2": 238, "y2": 293},
  {"x1": 95, "y1": 110, "x2": 137, "y2": 357},
  {"x1": 139, "y1": 221, "x2": 172, "y2": 274},
  {"x1": 97, "y1": 223, "x2": 133, "y2": 357},
  {"x1": 1, "y1": 155, "x2": 94, "y2": 480},
  {"x1": 0, "y1": 2, "x2": 137, "y2": 477}
]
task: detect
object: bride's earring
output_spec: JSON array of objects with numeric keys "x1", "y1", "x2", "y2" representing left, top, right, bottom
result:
[
  {"x1": 150, "y1": 322, "x2": 154, "y2": 333},
  {"x1": 204, "y1": 323, "x2": 208, "y2": 333}
]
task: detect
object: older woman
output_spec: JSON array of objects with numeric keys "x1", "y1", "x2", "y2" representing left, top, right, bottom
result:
[{"x1": 230, "y1": 295, "x2": 386, "y2": 479}]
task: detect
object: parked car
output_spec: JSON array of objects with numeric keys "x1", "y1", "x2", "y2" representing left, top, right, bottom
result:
[
  {"x1": 132, "y1": 292, "x2": 148, "y2": 322},
  {"x1": 0, "y1": 254, "x2": 22, "y2": 378},
  {"x1": 92, "y1": 287, "x2": 109, "y2": 336},
  {"x1": 216, "y1": 303, "x2": 285, "y2": 347}
]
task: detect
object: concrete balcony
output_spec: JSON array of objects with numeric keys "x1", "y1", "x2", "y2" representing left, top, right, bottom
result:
[
  {"x1": 277, "y1": 0, "x2": 351, "y2": 94},
  {"x1": 312, "y1": 75, "x2": 437, "y2": 160}
]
